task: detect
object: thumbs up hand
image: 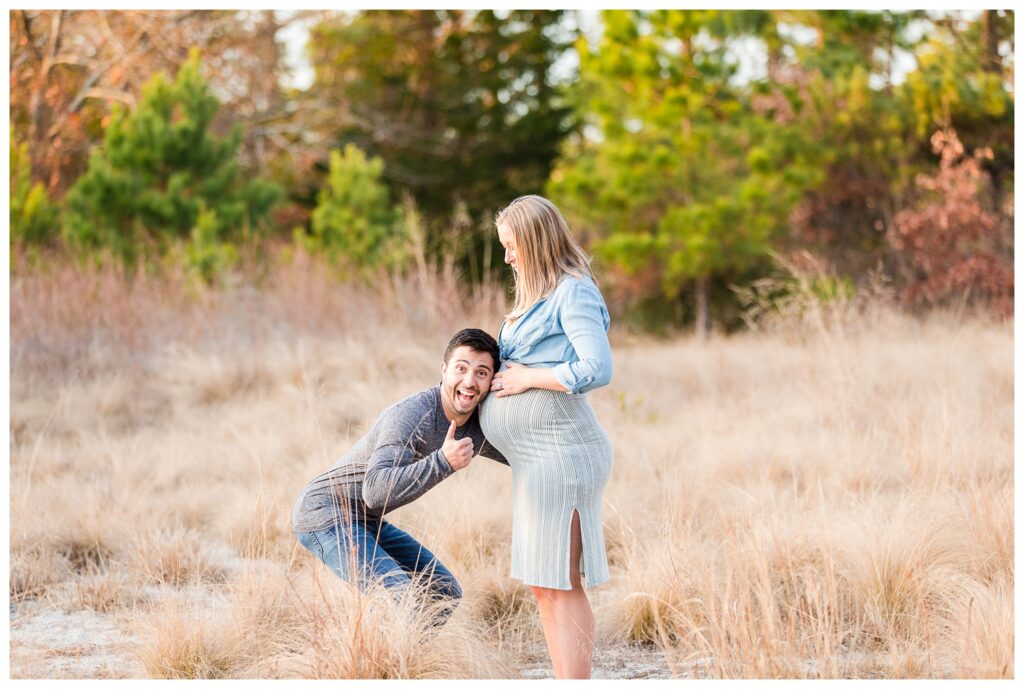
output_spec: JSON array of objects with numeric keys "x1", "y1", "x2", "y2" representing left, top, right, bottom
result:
[{"x1": 441, "y1": 419, "x2": 475, "y2": 470}]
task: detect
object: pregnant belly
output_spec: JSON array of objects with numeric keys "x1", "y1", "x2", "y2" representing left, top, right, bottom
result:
[
  {"x1": 481, "y1": 388, "x2": 546, "y2": 457},
  {"x1": 480, "y1": 387, "x2": 608, "y2": 466}
]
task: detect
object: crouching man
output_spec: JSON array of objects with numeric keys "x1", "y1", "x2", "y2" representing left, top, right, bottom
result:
[{"x1": 292, "y1": 328, "x2": 506, "y2": 621}]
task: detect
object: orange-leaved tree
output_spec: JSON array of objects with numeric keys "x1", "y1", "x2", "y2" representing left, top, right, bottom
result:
[{"x1": 889, "y1": 128, "x2": 1012, "y2": 316}]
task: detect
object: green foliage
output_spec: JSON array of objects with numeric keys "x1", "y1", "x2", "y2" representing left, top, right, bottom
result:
[
  {"x1": 551, "y1": 10, "x2": 1013, "y2": 329},
  {"x1": 301, "y1": 145, "x2": 405, "y2": 274},
  {"x1": 308, "y1": 10, "x2": 577, "y2": 229},
  {"x1": 551, "y1": 10, "x2": 826, "y2": 324},
  {"x1": 10, "y1": 130, "x2": 59, "y2": 249},
  {"x1": 63, "y1": 48, "x2": 280, "y2": 273},
  {"x1": 183, "y1": 205, "x2": 239, "y2": 284},
  {"x1": 14, "y1": 10, "x2": 1009, "y2": 328}
]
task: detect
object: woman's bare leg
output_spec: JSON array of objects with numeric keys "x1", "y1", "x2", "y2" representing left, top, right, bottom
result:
[
  {"x1": 530, "y1": 511, "x2": 594, "y2": 679},
  {"x1": 532, "y1": 586, "x2": 563, "y2": 677}
]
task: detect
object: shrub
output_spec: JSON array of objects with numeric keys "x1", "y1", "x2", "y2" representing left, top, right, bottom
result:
[
  {"x1": 300, "y1": 144, "x2": 406, "y2": 275},
  {"x1": 10, "y1": 130, "x2": 60, "y2": 251}
]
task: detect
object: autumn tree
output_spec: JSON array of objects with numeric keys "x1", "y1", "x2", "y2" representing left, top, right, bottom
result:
[
  {"x1": 783, "y1": 10, "x2": 1014, "y2": 279},
  {"x1": 10, "y1": 10, "x2": 299, "y2": 197},
  {"x1": 889, "y1": 128, "x2": 1012, "y2": 316}
]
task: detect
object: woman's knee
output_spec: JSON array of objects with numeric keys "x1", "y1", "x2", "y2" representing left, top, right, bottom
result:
[
  {"x1": 531, "y1": 585, "x2": 581, "y2": 605},
  {"x1": 529, "y1": 585, "x2": 553, "y2": 601},
  {"x1": 533, "y1": 584, "x2": 588, "y2": 609}
]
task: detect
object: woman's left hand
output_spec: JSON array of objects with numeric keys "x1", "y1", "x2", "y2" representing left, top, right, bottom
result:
[{"x1": 491, "y1": 362, "x2": 533, "y2": 397}]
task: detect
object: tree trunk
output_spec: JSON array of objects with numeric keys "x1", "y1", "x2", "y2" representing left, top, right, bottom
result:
[
  {"x1": 983, "y1": 10, "x2": 1001, "y2": 75},
  {"x1": 28, "y1": 11, "x2": 64, "y2": 152},
  {"x1": 886, "y1": 19, "x2": 895, "y2": 94},
  {"x1": 695, "y1": 275, "x2": 709, "y2": 341},
  {"x1": 982, "y1": 11, "x2": 1004, "y2": 213}
]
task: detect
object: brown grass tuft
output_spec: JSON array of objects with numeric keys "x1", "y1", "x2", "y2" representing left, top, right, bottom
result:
[
  {"x1": 136, "y1": 596, "x2": 241, "y2": 678},
  {"x1": 10, "y1": 547, "x2": 74, "y2": 602},
  {"x1": 127, "y1": 528, "x2": 230, "y2": 586}
]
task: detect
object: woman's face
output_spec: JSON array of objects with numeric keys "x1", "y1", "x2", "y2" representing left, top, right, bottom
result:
[{"x1": 497, "y1": 223, "x2": 518, "y2": 272}]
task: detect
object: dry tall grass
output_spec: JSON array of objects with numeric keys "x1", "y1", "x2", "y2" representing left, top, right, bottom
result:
[{"x1": 9, "y1": 251, "x2": 1013, "y2": 678}]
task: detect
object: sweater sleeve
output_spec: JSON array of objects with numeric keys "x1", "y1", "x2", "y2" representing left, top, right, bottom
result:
[
  {"x1": 361, "y1": 404, "x2": 455, "y2": 513},
  {"x1": 551, "y1": 280, "x2": 613, "y2": 395}
]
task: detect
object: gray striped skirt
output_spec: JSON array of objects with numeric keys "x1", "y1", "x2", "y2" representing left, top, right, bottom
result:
[{"x1": 480, "y1": 385, "x2": 612, "y2": 590}]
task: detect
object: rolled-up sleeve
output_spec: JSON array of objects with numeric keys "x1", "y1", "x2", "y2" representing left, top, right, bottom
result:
[{"x1": 552, "y1": 281, "x2": 613, "y2": 395}]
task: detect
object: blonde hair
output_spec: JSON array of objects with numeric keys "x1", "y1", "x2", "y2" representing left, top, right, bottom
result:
[{"x1": 495, "y1": 195, "x2": 594, "y2": 322}]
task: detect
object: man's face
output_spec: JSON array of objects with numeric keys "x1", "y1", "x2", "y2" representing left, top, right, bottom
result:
[{"x1": 440, "y1": 345, "x2": 495, "y2": 416}]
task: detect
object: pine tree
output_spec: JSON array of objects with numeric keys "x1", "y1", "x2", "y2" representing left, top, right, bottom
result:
[
  {"x1": 302, "y1": 144, "x2": 403, "y2": 274},
  {"x1": 308, "y1": 10, "x2": 577, "y2": 224},
  {"x1": 550, "y1": 10, "x2": 825, "y2": 336},
  {"x1": 63, "y1": 49, "x2": 280, "y2": 271}
]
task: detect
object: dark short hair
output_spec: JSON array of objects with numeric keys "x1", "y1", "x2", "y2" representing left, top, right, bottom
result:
[{"x1": 444, "y1": 328, "x2": 499, "y2": 372}]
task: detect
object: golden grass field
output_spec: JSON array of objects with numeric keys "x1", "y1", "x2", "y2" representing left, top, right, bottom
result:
[{"x1": 9, "y1": 253, "x2": 1014, "y2": 679}]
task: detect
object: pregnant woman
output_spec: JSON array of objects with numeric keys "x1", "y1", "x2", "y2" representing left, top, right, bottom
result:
[{"x1": 480, "y1": 195, "x2": 613, "y2": 679}]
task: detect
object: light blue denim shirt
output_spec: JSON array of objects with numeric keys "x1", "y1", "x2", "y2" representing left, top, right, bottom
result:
[{"x1": 498, "y1": 273, "x2": 612, "y2": 395}]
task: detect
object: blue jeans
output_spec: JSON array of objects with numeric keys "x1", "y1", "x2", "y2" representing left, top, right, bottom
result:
[{"x1": 296, "y1": 518, "x2": 461, "y2": 620}]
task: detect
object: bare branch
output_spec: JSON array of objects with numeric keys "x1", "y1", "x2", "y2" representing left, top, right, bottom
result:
[
  {"x1": 51, "y1": 53, "x2": 98, "y2": 70},
  {"x1": 77, "y1": 87, "x2": 137, "y2": 109},
  {"x1": 18, "y1": 10, "x2": 42, "y2": 61},
  {"x1": 48, "y1": 10, "x2": 64, "y2": 61}
]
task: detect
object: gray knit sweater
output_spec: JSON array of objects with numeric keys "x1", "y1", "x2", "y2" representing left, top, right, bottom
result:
[{"x1": 292, "y1": 386, "x2": 507, "y2": 532}]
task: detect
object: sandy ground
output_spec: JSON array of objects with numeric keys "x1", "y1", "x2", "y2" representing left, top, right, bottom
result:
[
  {"x1": 10, "y1": 597, "x2": 676, "y2": 679},
  {"x1": 10, "y1": 598, "x2": 924, "y2": 680},
  {"x1": 518, "y1": 641, "x2": 675, "y2": 679},
  {"x1": 10, "y1": 601, "x2": 146, "y2": 679}
]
